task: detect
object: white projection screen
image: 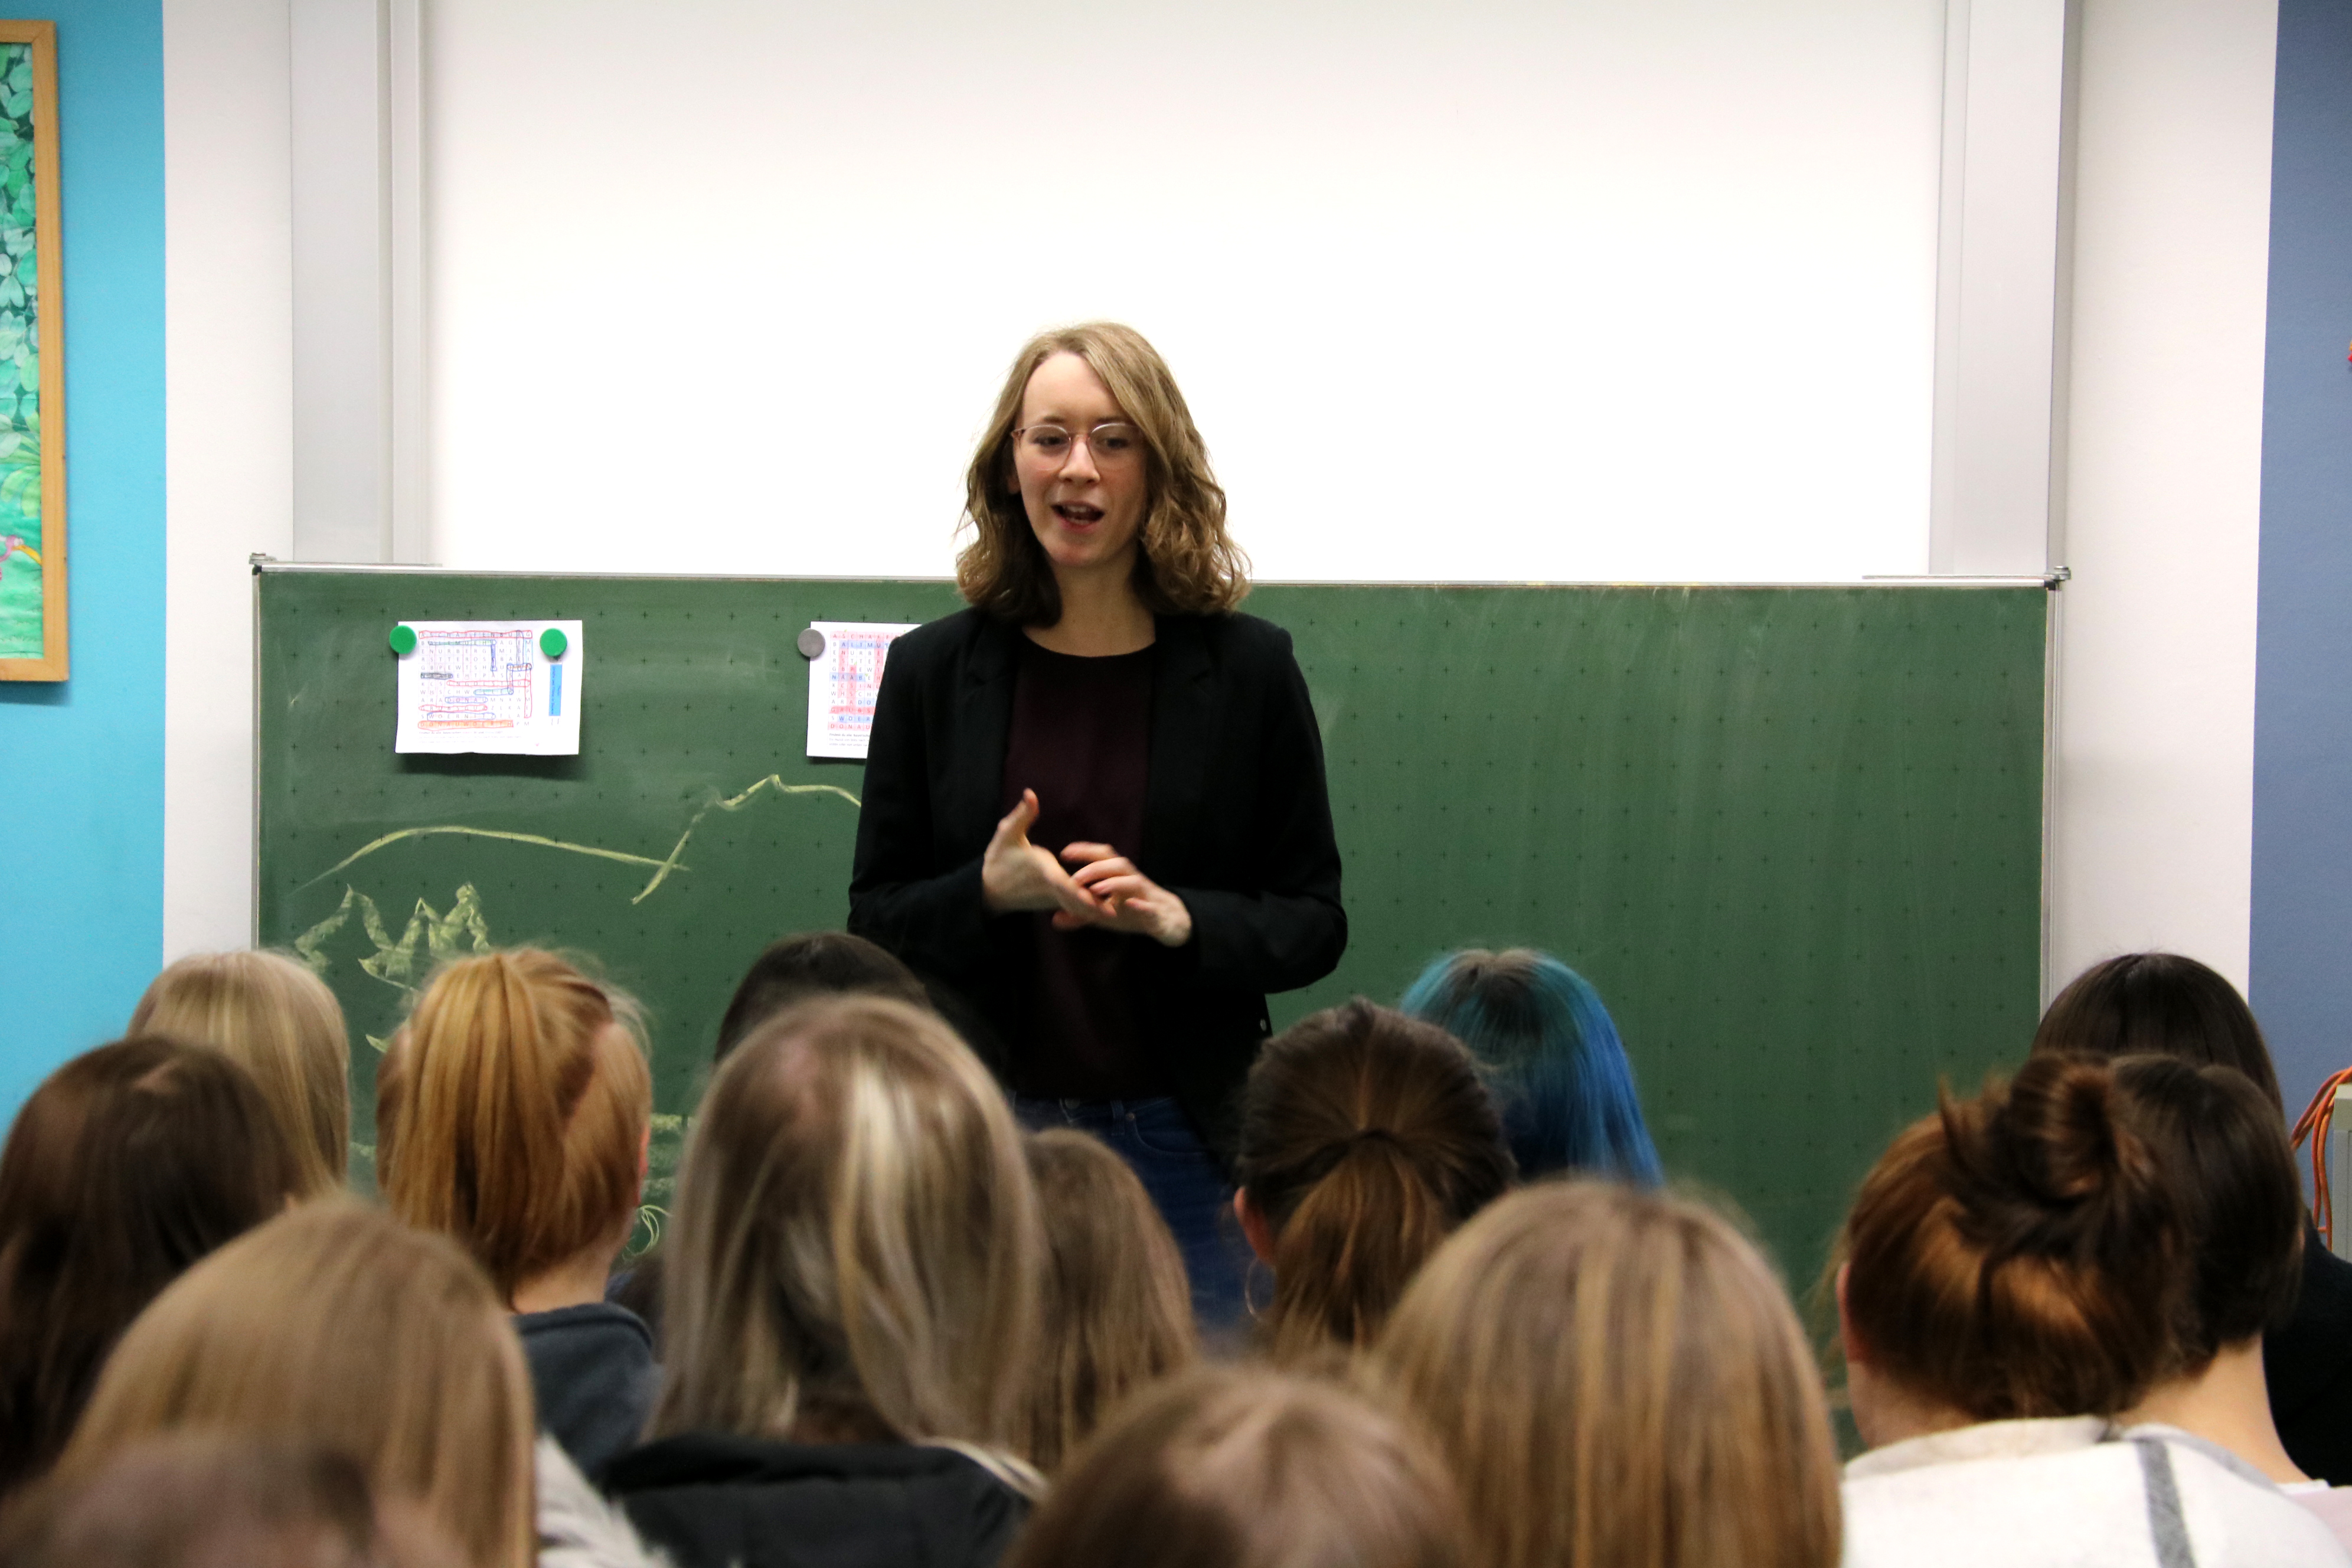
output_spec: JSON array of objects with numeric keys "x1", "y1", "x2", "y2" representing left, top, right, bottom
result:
[{"x1": 424, "y1": 0, "x2": 1945, "y2": 583}]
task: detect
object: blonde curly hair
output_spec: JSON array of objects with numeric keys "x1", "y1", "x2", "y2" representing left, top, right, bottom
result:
[{"x1": 958, "y1": 322, "x2": 1249, "y2": 625}]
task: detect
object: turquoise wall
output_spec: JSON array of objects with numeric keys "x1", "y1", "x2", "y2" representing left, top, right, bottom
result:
[{"x1": 0, "y1": 3, "x2": 165, "y2": 1119}]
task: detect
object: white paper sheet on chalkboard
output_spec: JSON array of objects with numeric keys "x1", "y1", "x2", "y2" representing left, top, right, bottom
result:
[
  {"x1": 394, "y1": 620, "x2": 584, "y2": 756},
  {"x1": 805, "y1": 622, "x2": 920, "y2": 760}
]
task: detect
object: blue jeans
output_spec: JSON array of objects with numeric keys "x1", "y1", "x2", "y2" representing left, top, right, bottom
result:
[{"x1": 1014, "y1": 1094, "x2": 1252, "y2": 1337}]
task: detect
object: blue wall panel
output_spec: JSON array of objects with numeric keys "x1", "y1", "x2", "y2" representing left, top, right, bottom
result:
[
  {"x1": 2250, "y1": 0, "x2": 2352, "y2": 1116},
  {"x1": 0, "y1": 4, "x2": 165, "y2": 1121}
]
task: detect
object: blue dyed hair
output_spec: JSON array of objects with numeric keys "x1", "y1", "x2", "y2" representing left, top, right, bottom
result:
[{"x1": 1399, "y1": 949, "x2": 1663, "y2": 1184}]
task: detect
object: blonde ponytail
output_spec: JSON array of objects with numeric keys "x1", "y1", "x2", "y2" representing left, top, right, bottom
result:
[{"x1": 377, "y1": 949, "x2": 649, "y2": 1302}]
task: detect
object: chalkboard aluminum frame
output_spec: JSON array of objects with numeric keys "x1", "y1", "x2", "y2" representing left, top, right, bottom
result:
[{"x1": 0, "y1": 21, "x2": 63, "y2": 681}]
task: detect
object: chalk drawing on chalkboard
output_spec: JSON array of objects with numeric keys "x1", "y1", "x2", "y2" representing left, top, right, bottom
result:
[
  {"x1": 297, "y1": 774, "x2": 864, "y2": 907},
  {"x1": 302, "y1": 828, "x2": 671, "y2": 891},
  {"x1": 630, "y1": 775, "x2": 861, "y2": 903},
  {"x1": 293, "y1": 883, "x2": 495, "y2": 997}
]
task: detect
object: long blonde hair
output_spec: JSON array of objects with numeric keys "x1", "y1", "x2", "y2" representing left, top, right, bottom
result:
[
  {"x1": 57, "y1": 1202, "x2": 535, "y2": 1568},
  {"x1": 376, "y1": 949, "x2": 650, "y2": 1303},
  {"x1": 129, "y1": 950, "x2": 351, "y2": 1197},
  {"x1": 958, "y1": 322, "x2": 1249, "y2": 625},
  {"x1": 1021, "y1": 1129, "x2": 1196, "y2": 1471},
  {"x1": 1371, "y1": 1181, "x2": 1842, "y2": 1568},
  {"x1": 655, "y1": 995, "x2": 1043, "y2": 1452}
]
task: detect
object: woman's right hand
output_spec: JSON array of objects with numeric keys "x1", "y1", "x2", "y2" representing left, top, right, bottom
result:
[{"x1": 982, "y1": 790, "x2": 1101, "y2": 920}]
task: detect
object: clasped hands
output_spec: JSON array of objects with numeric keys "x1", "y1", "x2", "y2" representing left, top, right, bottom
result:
[{"x1": 981, "y1": 789, "x2": 1193, "y2": 948}]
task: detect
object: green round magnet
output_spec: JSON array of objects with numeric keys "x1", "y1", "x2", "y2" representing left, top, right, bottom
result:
[
  {"x1": 388, "y1": 624, "x2": 417, "y2": 655},
  {"x1": 538, "y1": 627, "x2": 569, "y2": 659}
]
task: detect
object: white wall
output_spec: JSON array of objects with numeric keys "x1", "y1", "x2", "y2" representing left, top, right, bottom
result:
[
  {"x1": 423, "y1": 0, "x2": 1943, "y2": 583},
  {"x1": 2046, "y1": 0, "x2": 2277, "y2": 992},
  {"x1": 161, "y1": 0, "x2": 295, "y2": 959}
]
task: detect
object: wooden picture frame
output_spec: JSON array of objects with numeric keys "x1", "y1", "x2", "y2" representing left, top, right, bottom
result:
[{"x1": 0, "y1": 21, "x2": 63, "y2": 681}]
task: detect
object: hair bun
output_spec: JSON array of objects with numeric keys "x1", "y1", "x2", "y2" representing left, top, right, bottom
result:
[
  {"x1": 1941, "y1": 1054, "x2": 2171, "y2": 1255},
  {"x1": 1848, "y1": 1051, "x2": 2186, "y2": 1420},
  {"x1": 2005, "y1": 1054, "x2": 2135, "y2": 1199}
]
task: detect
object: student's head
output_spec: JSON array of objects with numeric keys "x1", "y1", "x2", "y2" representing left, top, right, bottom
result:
[
  {"x1": 1372, "y1": 1181, "x2": 1839, "y2": 1568},
  {"x1": 656, "y1": 995, "x2": 1043, "y2": 1450},
  {"x1": 57, "y1": 1203, "x2": 534, "y2": 1568},
  {"x1": 2031, "y1": 952, "x2": 2282, "y2": 1111},
  {"x1": 0, "y1": 1434, "x2": 460, "y2": 1568},
  {"x1": 1399, "y1": 948, "x2": 1662, "y2": 1182},
  {"x1": 959, "y1": 322, "x2": 1248, "y2": 625},
  {"x1": 128, "y1": 950, "x2": 352, "y2": 1197},
  {"x1": 0, "y1": 1037, "x2": 300, "y2": 1495},
  {"x1": 1005, "y1": 1367, "x2": 1464, "y2": 1568},
  {"x1": 1234, "y1": 999, "x2": 1515, "y2": 1361},
  {"x1": 2108, "y1": 1054, "x2": 2303, "y2": 1373},
  {"x1": 1838, "y1": 1053, "x2": 2183, "y2": 1442},
  {"x1": 375, "y1": 948, "x2": 650, "y2": 1304},
  {"x1": 713, "y1": 931, "x2": 929, "y2": 1062},
  {"x1": 1021, "y1": 1129, "x2": 1197, "y2": 1472}
]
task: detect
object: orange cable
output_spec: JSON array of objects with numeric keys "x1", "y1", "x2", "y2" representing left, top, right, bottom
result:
[{"x1": 2291, "y1": 1067, "x2": 2352, "y2": 1250}]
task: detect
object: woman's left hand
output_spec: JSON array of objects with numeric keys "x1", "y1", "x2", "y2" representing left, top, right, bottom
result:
[{"x1": 1057, "y1": 843, "x2": 1194, "y2": 948}]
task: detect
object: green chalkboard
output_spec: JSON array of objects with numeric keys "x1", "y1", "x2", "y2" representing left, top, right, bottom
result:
[{"x1": 256, "y1": 569, "x2": 2047, "y2": 1285}]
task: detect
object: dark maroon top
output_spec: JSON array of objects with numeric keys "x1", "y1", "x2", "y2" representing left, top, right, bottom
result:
[{"x1": 999, "y1": 637, "x2": 1161, "y2": 1099}]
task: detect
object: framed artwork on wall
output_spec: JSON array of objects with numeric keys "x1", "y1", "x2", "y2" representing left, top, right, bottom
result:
[{"x1": 0, "y1": 21, "x2": 62, "y2": 681}]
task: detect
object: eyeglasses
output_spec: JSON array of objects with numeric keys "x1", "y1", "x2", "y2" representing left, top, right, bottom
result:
[{"x1": 1012, "y1": 421, "x2": 1145, "y2": 468}]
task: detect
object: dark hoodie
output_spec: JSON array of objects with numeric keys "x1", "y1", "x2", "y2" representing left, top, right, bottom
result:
[
  {"x1": 515, "y1": 1302, "x2": 660, "y2": 1481},
  {"x1": 603, "y1": 1434, "x2": 1030, "y2": 1568},
  {"x1": 2269, "y1": 1224, "x2": 2352, "y2": 1485}
]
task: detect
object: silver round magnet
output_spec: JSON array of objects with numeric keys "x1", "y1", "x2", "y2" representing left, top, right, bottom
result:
[{"x1": 796, "y1": 628, "x2": 827, "y2": 659}]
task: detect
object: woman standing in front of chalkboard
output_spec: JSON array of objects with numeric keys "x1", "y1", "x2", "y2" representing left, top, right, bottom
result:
[{"x1": 850, "y1": 323, "x2": 1345, "y2": 1330}]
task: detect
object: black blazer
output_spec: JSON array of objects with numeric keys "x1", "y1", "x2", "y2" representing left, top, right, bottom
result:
[{"x1": 848, "y1": 608, "x2": 1345, "y2": 1165}]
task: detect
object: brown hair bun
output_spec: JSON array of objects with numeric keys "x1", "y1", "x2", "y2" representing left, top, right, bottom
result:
[{"x1": 1842, "y1": 1052, "x2": 2183, "y2": 1420}]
